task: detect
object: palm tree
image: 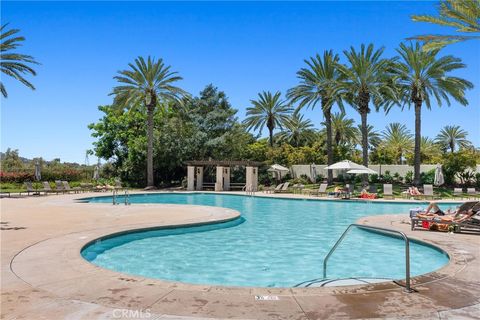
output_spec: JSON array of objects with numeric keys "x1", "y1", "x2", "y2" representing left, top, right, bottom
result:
[
  {"x1": 243, "y1": 91, "x2": 292, "y2": 147},
  {"x1": 381, "y1": 123, "x2": 414, "y2": 164},
  {"x1": 420, "y1": 136, "x2": 442, "y2": 163},
  {"x1": 410, "y1": 0, "x2": 480, "y2": 51},
  {"x1": 393, "y1": 42, "x2": 473, "y2": 185},
  {"x1": 276, "y1": 111, "x2": 316, "y2": 147},
  {"x1": 112, "y1": 56, "x2": 187, "y2": 189},
  {"x1": 324, "y1": 112, "x2": 357, "y2": 147},
  {"x1": 0, "y1": 23, "x2": 39, "y2": 98},
  {"x1": 355, "y1": 124, "x2": 382, "y2": 151},
  {"x1": 287, "y1": 50, "x2": 343, "y2": 183},
  {"x1": 338, "y1": 44, "x2": 396, "y2": 182},
  {"x1": 435, "y1": 125, "x2": 471, "y2": 153}
]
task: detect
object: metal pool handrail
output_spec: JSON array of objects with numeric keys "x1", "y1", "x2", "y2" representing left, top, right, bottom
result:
[{"x1": 323, "y1": 223, "x2": 412, "y2": 293}]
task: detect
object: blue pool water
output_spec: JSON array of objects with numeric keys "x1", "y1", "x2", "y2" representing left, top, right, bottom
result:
[{"x1": 82, "y1": 193, "x2": 451, "y2": 287}]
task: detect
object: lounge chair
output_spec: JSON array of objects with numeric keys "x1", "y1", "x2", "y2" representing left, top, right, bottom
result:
[
  {"x1": 467, "y1": 188, "x2": 478, "y2": 199},
  {"x1": 383, "y1": 184, "x2": 394, "y2": 199},
  {"x1": 43, "y1": 181, "x2": 61, "y2": 194},
  {"x1": 412, "y1": 202, "x2": 480, "y2": 233},
  {"x1": 270, "y1": 183, "x2": 284, "y2": 193},
  {"x1": 305, "y1": 183, "x2": 328, "y2": 197},
  {"x1": 368, "y1": 184, "x2": 378, "y2": 194},
  {"x1": 275, "y1": 182, "x2": 290, "y2": 193},
  {"x1": 55, "y1": 180, "x2": 66, "y2": 193},
  {"x1": 62, "y1": 181, "x2": 82, "y2": 193},
  {"x1": 80, "y1": 183, "x2": 94, "y2": 192},
  {"x1": 453, "y1": 188, "x2": 463, "y2": 199},
  {"x1": 20, "y1": 181, "x2": 44, "y2": 196},
  {"x1": 422, "y1": 184, "x2": 434, "y2": 200}
]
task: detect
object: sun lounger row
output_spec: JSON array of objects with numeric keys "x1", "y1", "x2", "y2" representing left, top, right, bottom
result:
[{"x1": 20, "y1": 181, "x2": 124, "y2": 195}]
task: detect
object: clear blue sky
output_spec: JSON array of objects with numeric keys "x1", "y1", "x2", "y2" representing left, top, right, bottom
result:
[{"x1": 1, "y1": 1, "x2": 479, "y2": 163}]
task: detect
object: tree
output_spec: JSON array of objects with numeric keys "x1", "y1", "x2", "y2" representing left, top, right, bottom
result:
[
  {"x1": 0, "y1": 23, "x2": 39, "y2": 98},
  {"x1": 111, "y1": 56, "x2": 187, "y2": 189},
  {"x1": 243, "y1": 91, "x2": 292, "y2": 147},
  {"x1": 338, "y1": 44, "x2": 396, "y2": 183},
  {"x1": 410, "y1": 0, "x2": 480, "y2": 51},
  {"x1": 276, "y1": 111, "x2": 317, "y2": 147},
  {"x1": 323, "y1": 112, "x2": 357, "y2": 147},
  {"x1": 287, "y1": 50, "x2": 343, "y2": 184},
  {"x1": 435, "y1": 125, "x2": 471, "y2": 153},
  {"x1": 381, "y1": 123, "x2": 413, "y2": 164},
  {"x1": 393, "y1": 42, "x2": 473, "y2": 185},
  {"x1": 356, "y1": 124, "x2": 382, "y2": 151}
]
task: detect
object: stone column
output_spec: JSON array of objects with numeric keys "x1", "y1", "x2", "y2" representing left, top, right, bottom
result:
[
  {"x1": 215, "y1": 166, "x2": 224, "y2": 191},
  {"x1": 245, "y1": 166, "x2": 259, "y2": 191},
  {"x1": 223, "y1": 167, "x2": 231, "y2": 191},
  {"x1": 187, "y1": 166, "x2": 195, "y2": 191},
  {"x1": 195, "y1": 167, "x2": 203, "y2": 191}
]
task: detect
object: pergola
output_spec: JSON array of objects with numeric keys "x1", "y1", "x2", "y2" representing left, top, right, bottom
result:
[{"x1": 185, "y1": 160, "x2": 262, "y2": 192}]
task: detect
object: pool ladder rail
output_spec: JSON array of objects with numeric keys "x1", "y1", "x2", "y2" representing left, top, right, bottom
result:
[
  {"x1": 323, "y1": 223, "x2": 413, "y2": 293},
  {"x1": 112, "y1": 189, "x2": 130, "y2": 205},
  {"x1": 244, "y1": 184, "x2": 256, "y2": 196}
]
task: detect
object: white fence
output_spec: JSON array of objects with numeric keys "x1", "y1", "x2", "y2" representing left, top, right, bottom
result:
[{"x1": 290, "y1": 164, "x2": 480, "y2": 180}]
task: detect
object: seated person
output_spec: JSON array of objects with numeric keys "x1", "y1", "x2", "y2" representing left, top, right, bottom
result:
[{"x1": 333, "y1": 186, "x2": 343, "y2": 198}]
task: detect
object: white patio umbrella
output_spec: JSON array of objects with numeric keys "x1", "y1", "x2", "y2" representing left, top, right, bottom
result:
[
  {"x1": 34, "y1": 161, "x2": 41, "y2": 181},
  {"x1": 346, "y1": 168, "x2": 378, "y2": 175},
  {"x1": 324, "y1": 160, "x2": 367, "y2": 170},
  {"x1": 434, "y1": 164, "x2": 444, "y2": 186},
  {"x1": 267, "y1": 164, "x2": 289, "y2": 181},
  {"x1": 93, "y1": 165, "x2": 100, "y2": 181}
]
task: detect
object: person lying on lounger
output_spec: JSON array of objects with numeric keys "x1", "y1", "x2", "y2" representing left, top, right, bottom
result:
[{"x1": 417, "y1": 201, "x2": 478, "y2": 218}]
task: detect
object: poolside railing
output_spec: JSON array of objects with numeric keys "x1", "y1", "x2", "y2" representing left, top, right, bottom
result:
[{"x1": 323, "y1": 223, "x2": 412, "y2": 293}]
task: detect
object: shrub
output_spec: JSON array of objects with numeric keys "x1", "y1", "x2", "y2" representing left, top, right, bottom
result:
[
  {"x1": 382, "y1": 170, "x2": 393, "y2": 183},
  {"x1": 420, "y1": 169, "x2": 435, "y2": 184},
  {"x1": 475, "y1": 173, "x2": 480, "y2": 189},
  {"x1": 405, "y1": 171, "x2": 413, "y2": 184},
  {"x1": 369, "y1": 174, "x2": 379, "y2": 183}
]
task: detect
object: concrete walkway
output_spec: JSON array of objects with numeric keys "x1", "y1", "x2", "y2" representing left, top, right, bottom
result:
[{"x1": 1, "y1": 192, "x2": 479, "y2": 319}]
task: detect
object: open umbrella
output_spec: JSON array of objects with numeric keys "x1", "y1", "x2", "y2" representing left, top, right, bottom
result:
[
  {"x1": 93, "y1": 165, "x2": 100, "y2": 181},
  {"x1": 267, "y1": 164, "x2": 289, "y2": 181},
  {"x1": 324, "y1": 160, "x2": 367, "y2": 170},
  {"x1": 34, "y1": 161, "x2": 41, "y2": 181},
  {"x1": 346, "y1": 168, "x2": 378, "y2": 175},
  {"x1": 434, "y1": 164, "x2": 444, "y2": 186}
]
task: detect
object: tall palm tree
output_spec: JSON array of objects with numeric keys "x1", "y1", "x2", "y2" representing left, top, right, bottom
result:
[
  {"x1": 0, "y1": 23, "x2": 39, "y2": 98},
  {"x1": 393, "y1": 42, "x2": 473, "y2": 185},
  {"x1": 112, "y1": 56, "x2": 187, "y2": 189},
  {"x1": 435, "y1": 125, "x2": 471, "y2": 153},
  {"x1": 243, "y1": 91, "x2": 292, "y2": 147},
  {"x1": 338, "y1": 44, "x2": 396, "y2": 182},
  {"x1": 287, "y1": 50, "x2": 343, "y2": 183},
  {"x1": 410, "y1": 0, "x2": 480, "y2": 51},
  {"x1": 381, "y1": 123, "x2": 414, "y2": 164},
  {"x1": 276, "y1": 111, "x2": 316, "y2": 147}
]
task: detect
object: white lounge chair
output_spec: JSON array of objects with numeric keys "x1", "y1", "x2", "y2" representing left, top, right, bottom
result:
[{"x1": 383, "y1": 184, "x2": 394, "y2": 199}]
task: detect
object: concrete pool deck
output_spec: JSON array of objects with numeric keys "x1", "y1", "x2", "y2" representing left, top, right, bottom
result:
[{"x1": 1, "y1": 191, "x2": 479, "y2": 319}]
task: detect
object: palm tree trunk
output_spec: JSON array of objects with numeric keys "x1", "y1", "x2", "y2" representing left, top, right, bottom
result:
[
  {"x1": 269, "y1": 128, "x2": 274, "y2": 147},
  {"x1": 413, "y1": 101, "x2": 422, "y2": 186},
  {"x1": 360, "y1": 111, "x2": 368, "y2": 185},
  {"x1": 146, "y1": 104, "x2": 155, "y2": 188},
  {"x1": 324, "y1": 108, "x2": 333, "y2": 184}
]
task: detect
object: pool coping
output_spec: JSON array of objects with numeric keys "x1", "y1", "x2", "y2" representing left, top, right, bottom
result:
[{"x1": 2, "y1": 191, "x2": 480, "y2": 319}]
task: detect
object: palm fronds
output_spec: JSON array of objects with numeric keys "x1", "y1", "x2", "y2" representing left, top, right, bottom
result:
[{"x1": 0, "y1": 23, "x2": 39, "y2": 98}]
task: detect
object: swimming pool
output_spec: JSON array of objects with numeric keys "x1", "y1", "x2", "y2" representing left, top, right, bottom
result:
[{"x1": 81, "y1": 193, "x2": 451, "y2": 288}]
